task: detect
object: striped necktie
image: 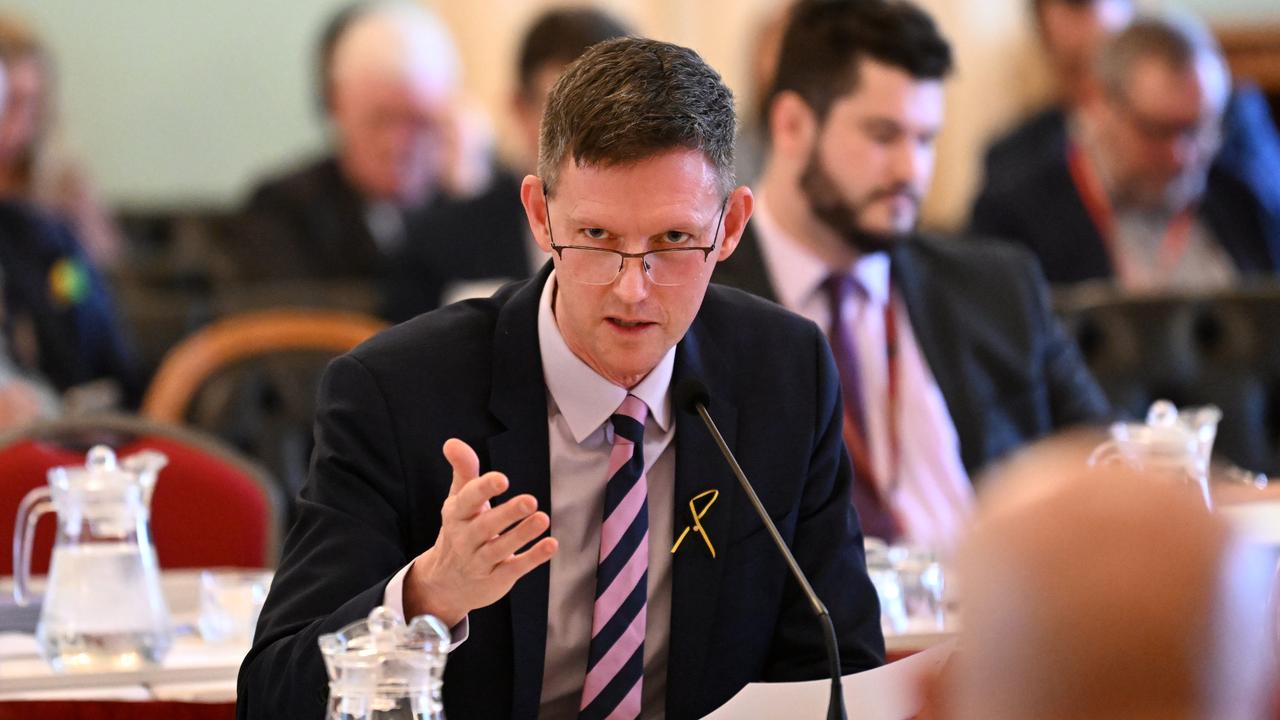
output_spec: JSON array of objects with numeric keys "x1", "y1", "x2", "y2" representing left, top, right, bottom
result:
[
  {"x1": 823, "y1": 272, "x2": 902, "y2": 542},
  {"x1": 580, "y1": 394, "x2": 649, "y2": 720}
]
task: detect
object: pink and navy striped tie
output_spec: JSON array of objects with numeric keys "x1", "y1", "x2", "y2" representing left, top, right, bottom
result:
[{"x1": 579, "y1": 394, "x2": 649, "y2": 720}]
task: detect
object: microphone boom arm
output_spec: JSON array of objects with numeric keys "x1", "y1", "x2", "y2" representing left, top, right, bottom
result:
[{"x1": 691, "y1": 401, "x2": 847, "y2": 720}]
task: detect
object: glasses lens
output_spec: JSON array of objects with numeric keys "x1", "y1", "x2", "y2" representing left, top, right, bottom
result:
[
  {"x1": 559, "y1": 247, "x2": 620, "y2": 285},
  {"x1": 646, "y1": 249, "x2": 709, "y2": 286}
]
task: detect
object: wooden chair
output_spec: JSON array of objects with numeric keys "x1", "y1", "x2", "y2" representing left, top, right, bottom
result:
[
  {"x1": 141, "y1": 309, "x2": 386, "y2": 422},
  {"x1": 140, "y1": 309, "x2": 387, "y2": 519}
]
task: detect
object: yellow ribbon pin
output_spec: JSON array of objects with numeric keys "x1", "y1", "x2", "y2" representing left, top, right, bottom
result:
[{"x1": 671, "y1": 489, "x2": 718, "y2": 558}]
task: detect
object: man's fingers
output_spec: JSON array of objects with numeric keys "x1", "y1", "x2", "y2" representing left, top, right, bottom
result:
[
  {"x1": 495, "y1": 536, "x2": 559, "y2": 583},
  {"x1": 480, "y1": 510, "x2": 551, "y2": 566},
  {"x1": 443, "y1": 438, "x2": 481, "y2": 495},
  {"x1": 446, "y1": 471, "x2": 509, "y2": 521},
  {"x1": 468, "y1": 494, "x2": 540, "y2": 545}
]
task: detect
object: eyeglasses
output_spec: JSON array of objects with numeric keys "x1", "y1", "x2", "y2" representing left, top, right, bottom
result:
[
  {"x1": 1111, "y1": 92, "x2": 1222, "y2": 151},
  {"x1": 541, "y1": 184, "x2": 727, "y2": 287}
]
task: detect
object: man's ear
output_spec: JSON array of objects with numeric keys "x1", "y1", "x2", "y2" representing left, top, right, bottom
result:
[
  {"x1": 768, "y1": 90, "x2": 819, "y2": 159},
  {"x1": 520, "y1": 175, "x2": 553, "y2": 253},
  {"x1": 715, "y1": 186, "x2": 755, "y2": 262}
]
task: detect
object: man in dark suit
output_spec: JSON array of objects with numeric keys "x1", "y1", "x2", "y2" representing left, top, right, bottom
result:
[
  {"x1": 238, "y1": 36, "x2": 883, "y2": 720},
  {"x1": 981, "y1": 0, "x2": 1280, "y2": 218},
  {"x1": 715, "y1": 0, "x2": 1109, "y2": 550},
  {"x1": 229, "y1": 2, "x2": 529, "y2": 319},
  {"x1": 972, "y1": 14, "x2": 1280, "y2": 288}
]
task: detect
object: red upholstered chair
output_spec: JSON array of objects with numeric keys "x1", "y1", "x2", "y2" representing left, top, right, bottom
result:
[
  {"x1": 0, "y1": 414, "x2": 281, "y2": 576},
  {"x1": 0, "y1": 700, "x2": 234, "y2": 720}
]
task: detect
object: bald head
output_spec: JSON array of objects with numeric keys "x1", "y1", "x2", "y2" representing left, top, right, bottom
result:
[
  {"x1": 943, "y1": 439, "x2": 1276, "y2": 720},
  {"x1": 329, "y1": 2, "x2": 457, "y2": 97},
  {"x1": 325, "y1": 2, "x2": 459, "y2": 204}
]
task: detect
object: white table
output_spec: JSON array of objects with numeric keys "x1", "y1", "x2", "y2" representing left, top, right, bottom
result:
[{"x1": 0, "y1": 570, "x2": 248, "y2": 702}]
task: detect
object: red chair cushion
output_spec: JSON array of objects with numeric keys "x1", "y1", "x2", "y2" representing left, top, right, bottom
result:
[
  {"x1": 0, "y1": 701, "x2": 233, "y2": 720},
  {"x1": 1, "y1": 435, "x2": 270, "y2": 576}
]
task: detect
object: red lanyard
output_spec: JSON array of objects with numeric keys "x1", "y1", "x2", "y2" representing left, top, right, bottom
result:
[
  {"x1": 1066, "y1": 142, "x2": 1196, "y2": 287},
  {"x1": 883, "y1": 298, "x2": 900, "y2": 491}
]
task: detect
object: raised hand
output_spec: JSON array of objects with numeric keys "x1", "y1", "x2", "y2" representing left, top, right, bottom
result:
[{"x1": 403, "y1": 438, "x2": 558, "y2": 626}]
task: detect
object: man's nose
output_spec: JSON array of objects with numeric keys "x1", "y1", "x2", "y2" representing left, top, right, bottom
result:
[
  {"x1": 890, "y1": 141, "x2": 923, "y2": 185},
  {"x1": 612, "y1": 256, "x2": 652, "y2": 303}
]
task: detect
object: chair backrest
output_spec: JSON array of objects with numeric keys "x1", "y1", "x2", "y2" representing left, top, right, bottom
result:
[
  {"x1": 142, "y1": 308, "x2": 386, "y2": 422},
  {"x1": 0, "y1": 414, "x2": 281, "y2": 575},
  {"x1": 140, "y1": 309, "x2": 386, "y2": 519},
  {"x1": 1056, "y1": 284, "x2": 1280, "y2": 475}
]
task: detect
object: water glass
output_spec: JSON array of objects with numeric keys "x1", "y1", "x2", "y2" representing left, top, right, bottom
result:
[{"x1": 199, "y1": 570, "x2": 271, "y2": 644}]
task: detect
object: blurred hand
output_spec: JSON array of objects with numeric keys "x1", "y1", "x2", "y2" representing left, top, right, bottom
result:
[
  {"x1": 0, "y1": 380, "x2": 44, "y2": 432},
  {"x1": 404, "y1": 438, "x2": 558, "y2": 626}
]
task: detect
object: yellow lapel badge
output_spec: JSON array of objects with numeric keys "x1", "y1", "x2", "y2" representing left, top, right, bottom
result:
[{"x1": 670, "y1": 489, "x2": 718, "y2": 558}]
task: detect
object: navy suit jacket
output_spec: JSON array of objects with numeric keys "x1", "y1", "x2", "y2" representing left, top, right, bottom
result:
[
  {"x1": 713, "y1": 226, "x2": 1110, "y2": 476},
  {"x1": 236, "y1": 264, "x2": 885, "y2": 720}
]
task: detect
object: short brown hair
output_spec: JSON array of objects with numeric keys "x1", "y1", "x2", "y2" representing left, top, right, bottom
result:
[
  {"x1": 538, "y1": 37, "x2": 737, "y2": 196},
  {"x1": 767, "y1": 0, "x2": 951, "y2": 129}
]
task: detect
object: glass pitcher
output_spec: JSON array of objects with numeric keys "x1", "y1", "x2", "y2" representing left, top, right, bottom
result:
[
  {"x1": 12, "y1": 445, "x2": 172, "y2": 672},
  {"x1": 1088, "y1": 399, "x2": 1219, "y2": 509},
  {"x1": 320, "y1": 606, "x2": 451, "y2": 720}
]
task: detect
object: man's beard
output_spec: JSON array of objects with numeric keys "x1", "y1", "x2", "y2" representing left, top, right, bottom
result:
[{"x1": 798, "y1": 146, "x2": 918, "y2": 255}]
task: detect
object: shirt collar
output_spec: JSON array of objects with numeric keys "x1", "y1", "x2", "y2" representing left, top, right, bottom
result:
[
  {"x1": 537, "y1": 271, "x2": 674, "y2": 444},
  {"x1": 752, "y1": 193, "x2": 892, "y2": 307}
]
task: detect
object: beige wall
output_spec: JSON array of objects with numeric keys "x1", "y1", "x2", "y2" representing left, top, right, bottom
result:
[{"x1": 434, "y1": 0, "x2": 1045, "y2": 230}]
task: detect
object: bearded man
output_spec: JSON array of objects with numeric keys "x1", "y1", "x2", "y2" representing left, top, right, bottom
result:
[{"x1": 714, "y1": 0, "x2": 1111, "y2": 552}]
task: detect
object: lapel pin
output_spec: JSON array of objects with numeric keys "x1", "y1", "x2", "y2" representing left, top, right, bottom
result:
[{"x1": 671, "y1": 488, "x2": 718, "y2": 558}]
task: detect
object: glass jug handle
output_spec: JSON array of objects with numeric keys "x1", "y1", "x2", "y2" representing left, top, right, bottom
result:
[{"x1": 12, "y1": 486, "x2": 54, "y2": 606}]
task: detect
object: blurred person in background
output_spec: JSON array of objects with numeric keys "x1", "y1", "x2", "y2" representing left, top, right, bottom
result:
[
  {"x1": 981, "y1": 0, "x2": 1136, "y2": 190},
  {"x1": 714, "y1": 0, "x2": 1109, "y2": 553},
  {"x1": 0, "y1": 14, "x2": 124, "y2": 270},
  {"x1": 971, "y1": 15, "x2": 1280, "y2": 291},
  {"x1": 980, "y1": 0, "x2": 1280, "y2": 213},
  {"x1": 0, "y1": 58, "x2": 138, "y2": 420},
  {"x1": 923, "y1": 438, "x2": 1277, "y2": 720},
  {"x1": 0, "y1": 60, "x2": 57, "y2": 432},
  {"x1": 382, "y1": 5, "x2": 633, "y2": 321},
  {"x1": 228, "y1": 1, "x2": 464, "y2": 313}
]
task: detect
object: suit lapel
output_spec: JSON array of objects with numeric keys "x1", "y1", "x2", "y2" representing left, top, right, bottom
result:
[
  {"x1": 486, "y1": 267, "x2": 553, "y2": 720},
  {"x1": 665, "y1": 319, "x2": 739, "y2": 717}
]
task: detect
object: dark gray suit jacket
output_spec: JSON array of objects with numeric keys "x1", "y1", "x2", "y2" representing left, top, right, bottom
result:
[{"x1": 714, "y1": 225, "x2": 1111, "y2": 476}]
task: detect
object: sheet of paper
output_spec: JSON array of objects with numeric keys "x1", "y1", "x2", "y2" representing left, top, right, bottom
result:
[{"x1": 704, "y1": 639, "x2": 955, "y2": 720}]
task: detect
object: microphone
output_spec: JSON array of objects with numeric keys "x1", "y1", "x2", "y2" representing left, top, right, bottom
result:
[{"x1": 673, "y1": 378, "x2": 846, "y2": 720}]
